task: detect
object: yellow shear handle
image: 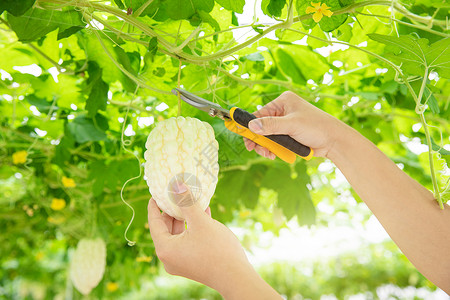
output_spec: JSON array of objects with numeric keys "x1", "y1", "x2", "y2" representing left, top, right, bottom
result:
[{"x1": 224, "y1": 122, "x2": 299, "y2": 164}]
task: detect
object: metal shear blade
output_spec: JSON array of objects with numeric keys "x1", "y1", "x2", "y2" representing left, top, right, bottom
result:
[{"x1": 171, "y1": 88, "x2": 230, "y2": 120}]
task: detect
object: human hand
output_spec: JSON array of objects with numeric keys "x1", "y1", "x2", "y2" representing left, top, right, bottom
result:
[
  {"x1": 148, "y1": 185, "x2": 268, "y2": 298},
  {"x1": 244, "y1": 91, "x2": 347, "y2": 159}
]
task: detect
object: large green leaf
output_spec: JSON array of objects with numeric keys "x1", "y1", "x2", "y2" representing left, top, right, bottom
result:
[
  {"x1": 261, "y1": 0, "x2": 286, "y2": 17},
  {"x1": 278, "y1": 44, "x2": 330, "y2": 82},
  {"x1": 85, "y1": 62, "x2": 110, "y2": 118},
  {"x1": 77, "y1": 33, "x2": 137, "y2": 92},
  {"x1": 0, "y1": 0, "x2": 35, "y2": 17},
  {"x1": 88, "y1": 159, "x2": 139, "y2": 197},
  {"x1": 161, "y1": 0, "x2": 214, "y2": 20},
  {"x1": 7, "y1": 7, "x2": 84, "y2": 42},
  {"x1": 67, "y1": 114, "x2": 109, "y2": 143},
  {"x1": 369, "y1": 34, "x2": 450, "y2": 78},
  {"x1": 216, "y1": 0, "x2": 245, "y2": 13},
  {"x1": 261, "y1": 162, "x2": 315, "y2": 225},
  {"x1": 274, "y1": 48, "x2": 307, "y2": 84},
  {"x1": 26, "y1": 94, "x2": 58, "y2": 114}
]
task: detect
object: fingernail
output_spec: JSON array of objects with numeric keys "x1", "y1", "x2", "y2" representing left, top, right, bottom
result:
[
  {"x1": 173, "y1": 182, "x2": 188, "y2": 194},
  {"x1": 270, "y1": 153, "x2": 276, "y2": 160},
  {"x1": 249, "y1": 120, "x2": 263, "y2": 134}
]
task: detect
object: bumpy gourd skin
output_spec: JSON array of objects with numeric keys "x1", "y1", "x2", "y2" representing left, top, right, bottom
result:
[
  {"x1": 144, "y1": 117, "x2": 219, "y2": 220},
  {"x1": 70, "y1": 238, "x2": 106, "y2": 295}
]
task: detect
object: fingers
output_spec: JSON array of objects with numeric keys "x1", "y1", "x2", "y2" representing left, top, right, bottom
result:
[
  {"x1": 147, "y1": 198, "x2": 170, "y2": 241},
  {"x1": 253, "y1": 96, "x2": 287, "y2": 118},
  {"x1": 172, "y1": 219, "x2": 186, "y2": 235},
  {"x1": 179, "y1": 202, "x2": 209, "y2": 228},
  {"x1": 248, "y1": 115, "x2": 292, "y2": 135},
  {"x1": 173, "y1": 206, "x2": 211, "y2": 234},
  {"x1": 243, "y1": 137, "x2": 256, "y2": 151},
  {"x1": 244, "y1": 135, "x2": 275, "y2": 160},
  {"x1": 254, "y1": 144, "x2": 276, "y2": 160},
  {"x1": 169, "y1": 182, "x2": 209, "y2": 227},
  {"x1": 161, "y1": 212, "x2": 174, "y2": 233}
]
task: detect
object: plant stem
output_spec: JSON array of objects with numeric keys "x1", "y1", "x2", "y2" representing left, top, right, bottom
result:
[
  {"x1": 415, "y1": 68, "x2": 443, "y2": 208},
  {"x1": 356, "y1": 12, "x2": 450, "y2": 38},
  {"x1": 177, "y1": 60, "x2": 182, "y2": 116},
  {"x1": 420, "y1": 112, "x2": 443, "y2": 208}
]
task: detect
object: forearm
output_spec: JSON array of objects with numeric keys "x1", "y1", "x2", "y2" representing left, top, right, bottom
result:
[
  {"x1": 214, "y1": 264, "x2": 282, "y2": 300},
  {"x1": 328, "y1": 124, "x2": 450, "y2": 293}
]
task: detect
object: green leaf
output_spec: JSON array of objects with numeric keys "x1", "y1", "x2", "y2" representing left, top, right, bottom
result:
[
  {"x1": 261, "y1": 0, "x2": 286, "y2": 17},
  {"x1": 26, "y1": 94, "x2": 58, "y2": 113},
  {"x1": 430, "y1": 138, "x2": 450, "y2": 155},
  {"x1": 216, "y1": 0, "x2": 245, "y2": 13},
  {"x1": 198, "y1": 11, "x2": 221, "y2": 33},
  {"x1": 85, "y1": 62, "x2": 109, "y2": 118},
  {"x1": 162, "y1": 0, "x2": 214, "y2": 20},
  {"x1": 7, "y1": 7, "x2": 84, "y2": 42},
  {"x1": 86, "y1": 80, "x2": 109, "y2": 118},
  {"x1": 261, "y1": 162, "x2": 315, "y2": 225},
  {"x1": 88, "y1": 159, "x2": 139, "y2": 197},
  {"x1": 424, "y1": 86, "x2": 439, "y2": 114},
  {"x1": 244, "y1": 53, "x2": 265, "y2": 61},
  {"x1": 252, "y1": 25, "x2": 264, "y2": 35},
  {"x1": 332, "y1": 22, "x2": 352, "y2": 42},
  {"x1": 89, "y1": 160, "x2": 108, "y2": 196},
  {"x1": 67, "y1": 114, "x2": 109, "y2": 144},
  {"x1": 214, "y1": 170, "x2": 246, "y2": 216},
  {"x1": 294, "y1": 162, "x2": 315, "y2": 226},
  {"x1": 368, "y1": 34, "x2": 450, "y2": 77},
  {"x1": 78, "y1": 33, "x2": 137, "y2": 92},
  {"x1": 123, "y1": 0, "x2": 160, "y2": 17},
  {"x1": 274, "y1": 48, "x2": 307, "y2": 84},
  {"x1": 379, "y1": 80, "x2": 398, "y2": 94},
  {"x1": 278, "y1": 44, "x2": 330, "y2": 82},
  {"x1": 53, "y1": 125, "x2": 75, "y2": 167},
  {"x1": 0, "y1": 0, "x2": 35, "y2": 17},
  {"x1": 231, "y1": 12, "x2": 239, "y2": 26},
  {"x1": 307, "y1": 25, "x2": 329, "y2": 48},
  {"x1": 148, "y1": 37, "x2": 158, "y2": 62},
  {"x1": 113, "y1": 0, "x2": 125, "y2": 9}
]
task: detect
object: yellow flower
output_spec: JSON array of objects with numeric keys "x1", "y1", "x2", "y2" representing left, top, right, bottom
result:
[
  {"x1": 106, "y1": 282, "x2": 119, "y2": 292},
  {"x1": 12, "y1": 150, "x2": 28, "y2": 165},
  {"x1": 35, "y1": 252, "x2": 44, "y2": 261},
  {"x1": 239, "y1": 210, "x2": 251, "y2": 218},
  {"x1": 306, "y1": 2, "x2": 333, "y2": 23},
  {"x1": 136, "y1": 256, "x2": 153, "y2": 263},
  {"x1": 26, "y1": 208, "x2": 34, "y2": 217},
  {"x1": 47, "y1": 216, "x2": 65, "y2": 224},
  {"x1": 50, "y1": 198, "x2": 66, "y2": 210},
  {"x1": 62, "y1": 176, "x2": 76, "y2": 188}
]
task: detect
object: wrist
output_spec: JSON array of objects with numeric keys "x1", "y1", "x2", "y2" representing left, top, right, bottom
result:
[
  {"x1": 214, "y1": 263, "x2": 254, "y2": 298},
  {"x1": 325, "y1": 122, "x2": 361, "y2": 163},
  {"x1": 215, "y1": 263, "x2": 280, "y2": 300}
]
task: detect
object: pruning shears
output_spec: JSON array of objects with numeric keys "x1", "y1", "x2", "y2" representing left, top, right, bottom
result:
[{"x1": 171, "y1": 88, "x2": 314, "y2": 164}]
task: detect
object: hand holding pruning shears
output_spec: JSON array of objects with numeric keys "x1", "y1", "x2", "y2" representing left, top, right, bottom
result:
[{"x1": 149, "y1": 91, "x2": 450, "y2": 298}]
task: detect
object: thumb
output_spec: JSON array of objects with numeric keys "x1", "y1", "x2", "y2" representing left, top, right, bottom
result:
[
  {"x1": 171, "y1": 182, "x2": 207, "y2": 224},
  {"x1": 248, "y1": 116, "x2": 292, "y2": 135}
]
